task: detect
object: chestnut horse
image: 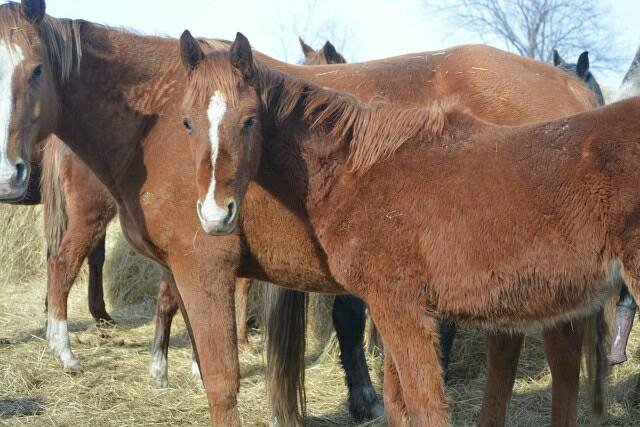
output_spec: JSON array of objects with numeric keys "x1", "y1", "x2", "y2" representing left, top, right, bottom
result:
[
  {"x1": 0, "y1": 1, "x2": 602, "y2": 424},
  {"x1": 181, "y1": 33, "x2": 640, "y2": 426},
  {"x1": 180, "y1": 33, "x2": 611, "y2": 425}
]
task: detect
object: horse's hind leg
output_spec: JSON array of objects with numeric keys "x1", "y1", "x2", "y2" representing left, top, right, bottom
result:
[
  {"x1": 477, "y1": 331, "x2": 524, "y2": 427},
  {"x1": 332, "y1": 295, "x2": 384, "y2": 421},
  {"x1": 149, "y1": 273, "x2": 179, "y2": 389},
  {"x1": 542, "y1": 320, "x2": 584, "y2": 427},
  {"x1": 87, "y1": 235, "x2": 113, "y2": 324},
  {"x1": 234, "y1": 278, "x2": 252, "y2": 345}
]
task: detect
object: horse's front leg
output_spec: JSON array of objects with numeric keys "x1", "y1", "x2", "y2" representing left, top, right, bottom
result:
[
  {"x1": 149, "y1": 272, "x2": 180, "y2": 389},
  {"x1": 477, "y1": 331, "x2": 524, "y2": 427},
  {"x1": 170, "y1": 249, "x2": 241, "y2": 426}
]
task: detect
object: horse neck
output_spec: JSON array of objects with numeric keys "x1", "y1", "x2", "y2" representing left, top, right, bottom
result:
[{"x1": 54, "y1": 22, "x2": 183, "y2": 199}]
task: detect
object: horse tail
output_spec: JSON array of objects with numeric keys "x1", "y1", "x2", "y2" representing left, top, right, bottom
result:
[
  {"x1": 41, "y1": 136, "x2": 68, "y2": 258},
  {"x1": 264, "y1": 284, "x2": 307, "y2": 427},
  {"x1": 584, "y1": 307, "x2": 610, "y2": 421}
]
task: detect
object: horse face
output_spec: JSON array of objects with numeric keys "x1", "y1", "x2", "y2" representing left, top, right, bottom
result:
[
  {"x1": 0, "y1": 0, "x2": 59, "y2": 201},
  {"x1": 180, "y1": 31, "x2": 262, "y2": 236}
]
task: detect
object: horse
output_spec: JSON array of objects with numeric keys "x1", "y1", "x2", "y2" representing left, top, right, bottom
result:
[
  {"x1": 0, "y1": 1, "x2": 603, "y2": 423},
  {"x1": 553, "y1": 50, "x2": 605, "y2": 105},
  {"x1": 181, "y1": 32, "x2": 640, "y2": 426},
  {"x1": 614, "y1": 45, "x2": 640, "y2": 101},
  {"x1": 299, "y1": 37, "x2": 346, "y2": 65}
]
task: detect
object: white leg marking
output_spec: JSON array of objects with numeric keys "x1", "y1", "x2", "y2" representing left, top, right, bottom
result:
[
  {"x1": 149, "y1": 347, "x2": 169, "y2": 389},
  {"x1": 191, "y1": 351, "x2": 203, "y2": 388},
  {"x1": 46, "y1": 314, "x2": 82, "y2": 371},
  {"x1": 0, "y1": 43, "x2": 24, "y2": 188},
  {"x1": 199, "y1": 91, "x2": 229, "y2": 223}
]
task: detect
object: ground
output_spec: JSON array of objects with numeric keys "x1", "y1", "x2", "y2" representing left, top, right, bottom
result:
[{"x1": 1, "y1": 206, "x2": 640, "y2": 426}]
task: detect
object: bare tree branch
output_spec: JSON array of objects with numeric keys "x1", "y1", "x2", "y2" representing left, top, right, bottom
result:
[
  {"x1": 425, "y1": 0, "x2": 623, "y2": 71},
  {"x1": 263, "y1": 0, "x2": 358, "y2": 63}
]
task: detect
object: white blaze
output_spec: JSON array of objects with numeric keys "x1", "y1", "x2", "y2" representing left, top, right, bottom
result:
[
  {"x1": 199, "y1": 91, "x2": 229, "y2": 222},
  {"x1": 0, "y1": 43, "x2": 24, "y2": 185}
]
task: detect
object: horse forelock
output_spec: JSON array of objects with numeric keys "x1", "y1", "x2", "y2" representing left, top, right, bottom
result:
[{"x1": 0, "y1": 2, "x2": 82, "y2": 82}]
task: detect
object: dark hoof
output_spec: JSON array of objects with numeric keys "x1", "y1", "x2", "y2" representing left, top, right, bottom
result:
[
  {"x1": 349, "y1": 388, "x2": 385, "y2": 421},
  {"x1": 607, "y1": 353, "x2": 628, "y2": 366},
  {"x1": 94, "y1": 316, "x2": 116, "y2": 328}
]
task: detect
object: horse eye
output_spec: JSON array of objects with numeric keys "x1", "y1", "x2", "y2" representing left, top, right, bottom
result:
[
  {"x1": 243, "y1": 116, "x2": 256, "y2": 130},
  {"x1": 31, "y1": 64, "x2": 43, "y2": 80},
  {"x1": 183, "y1": 117, "x2": 193, "y2": 134}
]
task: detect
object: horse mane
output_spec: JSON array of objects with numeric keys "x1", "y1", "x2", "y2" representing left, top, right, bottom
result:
[
  {"x1": 0, "y1": 2, "x2": 82, "y2": 82},
  {"x1": 190, "y1": 52, "x2": 452, "y2": 173},
  {"x1": 261, "y1": 63, "x2": 453, "y2": 172}
]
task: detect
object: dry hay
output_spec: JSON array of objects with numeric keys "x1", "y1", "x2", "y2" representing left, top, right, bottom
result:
[{"x1": 2, "y1": 206, "x2": 640, "y2": 425}]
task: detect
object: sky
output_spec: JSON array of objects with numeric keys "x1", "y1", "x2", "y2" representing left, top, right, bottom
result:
[{"x1": 42, "y1": 0, "x2": 640, "y2": 89}]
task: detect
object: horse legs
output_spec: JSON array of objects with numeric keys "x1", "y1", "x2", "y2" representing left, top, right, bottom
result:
[
  {"x1": 234, "y1": 278, "x2": 252, "y2": 346},
  {"x1": 332, "y1": 295, "x2": 384, "y2": 420},
  {"x1": 87, "y1": 235, "x2": 113, "y2": 324},
  {"x1": 609, "y1": 284, "x2": 636, "y2": 365},
  {"x1": 46, "y1": 224, "x2": 109, "y2": 371},
  {"x1": 369, "y1": 294, "x2": 447, "y2": 426},
  {"x1": 439, "y1": 321, "x2": 457, "y2": 377},
  {"x1": 542, "y1": 321, "x2": 584, "y2": 427},
  {"x1": 477, "y1": 331, "x2": 524, "y2": 427},
  {"x1": 169, "y1": 252, "x2": 241, "y2": 426},
  {"x1": 149, "y1": 273, "x2": 179, "y2": 389},
  {"x1": 383, "y1": 348, "x2": 407, "y2": 425}
]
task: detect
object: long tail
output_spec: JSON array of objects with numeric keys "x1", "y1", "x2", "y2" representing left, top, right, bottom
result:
[
  {"x1": 41, "y1": 136, "x2": 68, "y2": 259},
  {"x1": 264, "y1": 284, "x2": 307, "y2": 427},
  {"x1": 584, "y1": 307, "x2": 610, "y2": 421}
]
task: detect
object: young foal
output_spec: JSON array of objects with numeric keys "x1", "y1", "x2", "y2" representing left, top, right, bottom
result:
[
  {"x1": 182, "y1": 33, "x2": 627, "y2": 426},
  {"x1": 0, "y1": 1, "x2": 604, "y2": 423}
]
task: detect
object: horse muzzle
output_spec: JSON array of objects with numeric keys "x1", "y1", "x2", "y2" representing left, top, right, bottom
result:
[
  {"x1": 197, "y1": 198, "x2": 239, "y2": 236},
  {"x1": 0, "y1": 160, "x2": 30, "y2": 202}
]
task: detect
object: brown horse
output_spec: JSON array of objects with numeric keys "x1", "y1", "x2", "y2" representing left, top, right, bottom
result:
[
  {"x1": 182, "y1": 33, "x2": 616, "y2": 425},
  {"x1": 0, "y1": 1, "x2": 603, "y2": 424},
  {"x1": 180, "y1": 33, "x2": 638, "y2": 426},
  {"x1": 299, "y1": 37, "x2": 346, "y2": 65}
]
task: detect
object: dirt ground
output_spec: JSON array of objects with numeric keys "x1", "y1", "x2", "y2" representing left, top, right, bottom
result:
[{"x1": 2, "y1": 206, "x2": 640, "y2": 426}]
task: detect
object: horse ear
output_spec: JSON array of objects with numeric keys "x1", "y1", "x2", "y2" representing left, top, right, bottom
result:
[
  {"x1": 322, "y1": 41, "x2": 340, "y2": 63},
  {"x1": 577, "y1": 51, "x2": 590, "y2": 77},
  {"x1": 21, "y1": 0, "x2": 46, "y2": 25},
  {"x1": 230, "y1": 32, "x2": 255, "y2": 82},
  {"x1": 299, "y1": 37, "x2": 315, "y2": 59},
  {"x1": 180, "y1": 30, "x2": 205, "y2": 73},
  {"x1": 553, "y1": 49, "x2": 564, "y2": 66}
]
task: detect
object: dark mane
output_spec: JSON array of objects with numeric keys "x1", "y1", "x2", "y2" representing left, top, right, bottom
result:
[
  {"x1": 189, "y1": 51, "x2": 454, "y2": 172},
  {"x1": 0, "y1": 2, "x2": 82, "y2": 81}
]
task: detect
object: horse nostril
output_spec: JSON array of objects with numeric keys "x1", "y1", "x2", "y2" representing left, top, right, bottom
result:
[
  {"x1": 14, "y1": 162, "x2": 27, "y2": 186},
  {"x1": 227, "y1": 200, "x2": 237, "y2": 221}
]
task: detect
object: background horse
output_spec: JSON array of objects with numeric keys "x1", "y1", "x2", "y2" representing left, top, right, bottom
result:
[{"x1": 0, "y1": 1, "x2": 603, "y2": 423}]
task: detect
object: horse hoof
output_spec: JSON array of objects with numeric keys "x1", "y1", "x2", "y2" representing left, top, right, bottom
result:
[
  {"x1": 349, "y1": 388, "x2": 385, "y2": 421},
  {"x1": 607, "y1": 353, "x2": 628, "y2": 366},
  {"x1": 151, "y1": 376, "x2": 169, "y2": 389},
  {"x1": 63, "y1": 359, "x2": 83, "y2": 373}
]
